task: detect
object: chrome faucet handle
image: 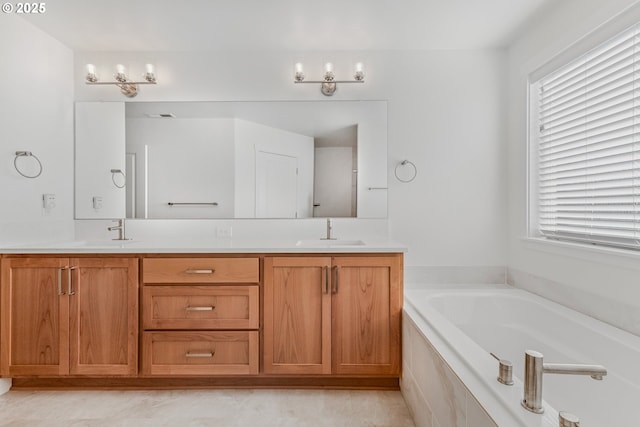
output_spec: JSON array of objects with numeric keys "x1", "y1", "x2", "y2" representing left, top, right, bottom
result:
[
  {"x1": 108, "y1": 218, "x2": 130, "y2": 240},
  {"x1": 321, "y1": 218, "x2": 336, "y2": 240},
  {"x1": 490, "y1": 352, "x2": 513, "y2": 385},
  {"x1": 559, "y1": 412, "x2": 580, "y2": 427}
]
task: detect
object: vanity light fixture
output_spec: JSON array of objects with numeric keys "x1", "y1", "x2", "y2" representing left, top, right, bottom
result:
[
  {"x1": 294, "y1": 62, "x2": 365, "y2": 96},
  {"x1": 85, "y1": 63, "x2": 157, "y2": 98}
]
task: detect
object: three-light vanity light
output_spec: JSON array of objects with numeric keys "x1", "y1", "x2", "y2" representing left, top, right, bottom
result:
[
  {"x1": 294, "y1": 62, "x2": 365, "y2": 96},
  {"x1": 85, "y1": 63, "x2": 157, "y2": 98}
]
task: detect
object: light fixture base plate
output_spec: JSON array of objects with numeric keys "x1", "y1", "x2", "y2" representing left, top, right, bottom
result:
[{"x1": 321, "y1": 82, "x2": 337, "y2": 96}]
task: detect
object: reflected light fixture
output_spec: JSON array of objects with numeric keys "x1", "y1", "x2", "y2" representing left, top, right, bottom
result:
[
  {"x1": 85, "y1": 63, "x2": 157, "y2": 98},
  {"x1": 294, "y1": 62, "x2": 365, "y2": 96}
]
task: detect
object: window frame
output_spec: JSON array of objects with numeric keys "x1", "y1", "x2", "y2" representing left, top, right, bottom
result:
[{"x1": 527, "y1": 21, "x2": 640, "y2": 252}]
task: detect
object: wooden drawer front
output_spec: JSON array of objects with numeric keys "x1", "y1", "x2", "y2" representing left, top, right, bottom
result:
[
  {"x1": 142, "y1": 331, "x2": 258, "y2": 376},
  {"x1": 143, "y1": 258, "x2": 259, "y2": 284},
  {"x1": 143, "y1": 286, "x2": 259, "y2": 330}
]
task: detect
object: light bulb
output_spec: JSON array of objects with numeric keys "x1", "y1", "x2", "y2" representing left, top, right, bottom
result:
[
  {"x1": 294, "y1": 62, "x2": 305, "y2": 82},
  {"x1": 323, "y1": 62, "x2": 335, "y2": 81},
  {"x1": 144, "y1": 63, "x2": 156, "y2": 82},
  {"x1": 85, "y1": 64, "x2": 97, "y2": 82},
  {"x1": 115, "y1": 64, "x2": 127, "y2": 82},
  {"x1": 354, "y1": 62, "x2": 365, "y2": 81}
]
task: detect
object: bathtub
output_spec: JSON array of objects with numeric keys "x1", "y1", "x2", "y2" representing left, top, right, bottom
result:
[{"x1": 402, "y1": 286, "x2": 640, "y2": 427}]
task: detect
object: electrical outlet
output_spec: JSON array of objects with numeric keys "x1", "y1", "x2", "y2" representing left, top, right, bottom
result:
[
  {"x1": 216, "y1": 225, "x2": 233, "y2": 238},
  {"x1": 42, "y1": 194, "x2": 56, "y2": 215}
]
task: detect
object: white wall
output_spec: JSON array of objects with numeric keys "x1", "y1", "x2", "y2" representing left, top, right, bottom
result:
[
  {"x1": 0, "y1": 16, "x2": 74, "y2": 246},
  {"x1": 507, "y1": 0, "x2": 640, "y2": 334},
  {"x1": 74, "y1": 50, "x2": 507, "y2": 267},
  {"x1": 126, "y1": 117, "x2": 235, "y2": 218},
  {"x1": 234, "y1": 119, "x2": 314, "y2": 218},
  {"x1": 0, "y1": 14, "x2": 74, "y2": 394},
  {"x1": 75, "y1": 102, "x2": 126, "y2": 219}
]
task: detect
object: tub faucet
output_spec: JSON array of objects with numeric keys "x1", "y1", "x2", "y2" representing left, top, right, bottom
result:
[
  {"x1": 108, "y1": 219, "x2": 130, "y2": 241},
  {"x1": 521, "y1": 350, "x2": 607, "y2": 414}
]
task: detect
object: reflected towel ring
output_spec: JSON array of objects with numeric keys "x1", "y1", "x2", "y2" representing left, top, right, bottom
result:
[
  {"x1": 111, "y1": 169, "x2": 126, "y2": 188},
  {"x1": 14, "y1": 151, "x2": 43, "y2": 179},
  {"x1": 394, "y1": 160, "x2": 417, "y2": 183}
]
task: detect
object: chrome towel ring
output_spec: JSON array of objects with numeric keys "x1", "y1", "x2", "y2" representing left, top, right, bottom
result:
[
  {"x1": 14, "y1": 151, "x2": 43, "y2": 179},
  {"x1": 394, "y1": 160, "x2": 417, "y2": 183},
  {"x1": 111, "y1": 169, "x2": 126, "y2": 188}
]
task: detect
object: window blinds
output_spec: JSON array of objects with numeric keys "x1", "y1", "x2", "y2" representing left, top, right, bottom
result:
[{"x1": 536, "y1": 24, "x2": 640, "y2": 249}]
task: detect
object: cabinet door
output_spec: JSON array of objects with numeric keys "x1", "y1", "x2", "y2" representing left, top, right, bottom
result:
[
  {"x1": 1, "y1": 258, "x2": 69, "y2": 376},
  {"x1": 331, "y1": 256, "x2": 402, "y2": 375},
  {"x1": 69, "y1": 258, "x2": 138, "y2": 376},
  {"x1": 264, "y1": 257, "x2": 332, "y2": 375}
]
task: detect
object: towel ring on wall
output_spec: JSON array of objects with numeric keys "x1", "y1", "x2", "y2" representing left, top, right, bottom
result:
[
  {"x1": 14, "y1": 151, "x2": 43, "y2": 179},
  {"x1": 111, "y1": 169, "x2": 126, "y2": 188},
  {"x1": 394, "y1": 160, "x2": 417, "y2": 183}
]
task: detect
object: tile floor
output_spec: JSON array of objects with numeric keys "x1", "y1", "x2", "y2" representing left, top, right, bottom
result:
[{"x1": 0, "y1": 389, "x2": 416, "y2": 427}]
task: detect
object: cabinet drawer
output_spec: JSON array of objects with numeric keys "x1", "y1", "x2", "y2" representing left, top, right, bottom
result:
[
  {"x1": 142, "y1": 331, "x2": 258, "y2": 376},
  {"x1": 143, "y1": 286, "x2": 259, "y2": 330},
  {"x1": 143, "y1": 258, "x2": 259, "y2": 284}
]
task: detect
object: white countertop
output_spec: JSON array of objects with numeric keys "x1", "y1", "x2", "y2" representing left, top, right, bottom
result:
[{"x1": 0, "y1": 238, "x2": 407, "y2": 254}]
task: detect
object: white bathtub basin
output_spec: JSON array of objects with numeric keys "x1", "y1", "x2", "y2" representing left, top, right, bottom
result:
[{"x1": 404, "y1": 287, "x2": 640, "y2": 427}]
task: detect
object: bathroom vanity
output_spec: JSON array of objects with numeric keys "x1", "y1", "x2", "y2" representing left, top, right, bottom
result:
[{"x1": 0, "y1": 243, "x2": 403, "y2": 390}]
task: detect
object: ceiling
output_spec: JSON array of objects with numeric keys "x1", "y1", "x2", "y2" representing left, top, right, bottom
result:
[{"x1": 22, "y1": 0, "x2": 552, "y2": 51}]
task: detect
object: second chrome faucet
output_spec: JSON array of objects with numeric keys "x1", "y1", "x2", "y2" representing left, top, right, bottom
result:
[
  {"x1": 108, "y1": 219, "x2": 130, "y2": 241},
  {"x1": 321, "y1": 218, "x2": 336, "y2": 240}
]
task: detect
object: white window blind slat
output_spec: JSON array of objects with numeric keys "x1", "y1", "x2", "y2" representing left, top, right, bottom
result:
[
  {"x1": 541, "y1": 56, "x2": 636, "y2": 107},
  {"x1": 532, "y1": 23, "x2": 640, "y2": 250},
  {"x1": 538, "y1": 82, "x2": 636, "y2": 126},
  {"x1": 542, "y1": 28, "x2": 636, "y2": 89}
]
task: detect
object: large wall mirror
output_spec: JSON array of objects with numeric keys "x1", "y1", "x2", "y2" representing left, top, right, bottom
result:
[{"x1": 74, "y1": 100, "x2": 387, "y2": 219}]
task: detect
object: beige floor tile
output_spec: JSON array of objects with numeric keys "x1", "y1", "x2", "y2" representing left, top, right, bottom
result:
[{"x1": 0, "y1": 389, "x2": 416, "y2": 427}]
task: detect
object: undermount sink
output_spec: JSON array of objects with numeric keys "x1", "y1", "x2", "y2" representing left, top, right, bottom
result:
[
  {"x1": 296, "y1": 239, "x2": 366, "y2": 247},
  {"x1": 49, "y1": 239, "x2": 139, "y2": 248}
]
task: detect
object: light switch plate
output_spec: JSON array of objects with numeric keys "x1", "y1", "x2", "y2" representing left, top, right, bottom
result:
[
  {"x1": 43, "y1": 194, "x2": 56, "y2": 210},
  {"x1": 93, "y1": 196, "x2": 103, "y2": 210}
]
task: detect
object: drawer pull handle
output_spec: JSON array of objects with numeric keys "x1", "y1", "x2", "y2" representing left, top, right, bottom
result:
[
  {"x1": 184, "y1": 269, "x2": 215, "y2": 274},
  {"x1": 186, "y1": 352, "x2": 214, "y2": 358},
  {"x1": 186, "y1": 306, "x2": 215, "y2": 311}
]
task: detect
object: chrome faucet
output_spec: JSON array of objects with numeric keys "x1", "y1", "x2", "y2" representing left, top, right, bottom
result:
[
  {"x1": 321, "y1": 218, "x2": 336, "y2": 240},
  {"x1": 108, "y1": 219, "x2": 130, "y2": 241},
  {"x1": 521, "y1": 350, "x2": 607, "y2": 414}
]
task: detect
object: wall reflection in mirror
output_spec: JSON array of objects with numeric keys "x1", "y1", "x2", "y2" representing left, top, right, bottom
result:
[{"x1": 74, "y1": 100, "x2": 387, "y2": 220}]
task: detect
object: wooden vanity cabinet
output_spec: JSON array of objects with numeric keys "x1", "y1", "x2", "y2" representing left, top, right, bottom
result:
[
  {"x1": 141, "y1": 257, "x2": 260, "y2": 376},
  {"x1": 0, "y1": 257, "x2": 139, "y2": 377},
  {"x1": 264, "y1": 254, "x2": 402, "y2": 376}
]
